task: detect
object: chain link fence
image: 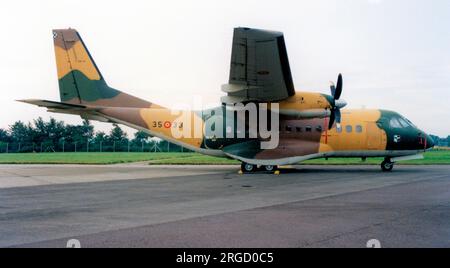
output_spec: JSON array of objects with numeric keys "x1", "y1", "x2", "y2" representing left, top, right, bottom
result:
[{"x1": 0, "y1": 141, "x2": 189, "y2": 153}]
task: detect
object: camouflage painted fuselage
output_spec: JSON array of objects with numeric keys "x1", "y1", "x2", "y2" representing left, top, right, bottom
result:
[
  {"x1": 71, "y1": 99, "x2": 435, "y2": 166},
  {"x1": 21, "y1": 29, "x2": 434, "y2": 166}
]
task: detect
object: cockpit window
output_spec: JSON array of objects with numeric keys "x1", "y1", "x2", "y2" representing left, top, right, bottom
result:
[
  {"x1": 397, "y1": 117, "x2": 410, "y2": 128},
  {"x1": 390, "y1": 115, "x2": 416, "y2": 129},
  {"x1": 400, "y1": 116, "x2": 416, "y2": 128},
  {"x1": 389, "y1": 118, "x2": 402, "y2": 128}
]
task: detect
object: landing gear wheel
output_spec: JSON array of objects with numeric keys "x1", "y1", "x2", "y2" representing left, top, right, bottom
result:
[
  {"x1": 381, "y1": 159, "x2": 394, "y2": 172},
  {"x1": 262, "y1": 165, "x2": 278, "y2": 172},
  {"x1": 241, "y1": 162, "x2": 257, "y2": 173}
]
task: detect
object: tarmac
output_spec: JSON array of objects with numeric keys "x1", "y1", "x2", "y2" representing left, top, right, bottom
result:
[{"x1": 0, "y1": 164, "x2": 449, "y2": 248}]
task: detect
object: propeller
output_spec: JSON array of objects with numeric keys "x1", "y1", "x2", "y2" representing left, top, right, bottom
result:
[{"x1": 328, "y1": 73, "x2": 346, "y2": 130}]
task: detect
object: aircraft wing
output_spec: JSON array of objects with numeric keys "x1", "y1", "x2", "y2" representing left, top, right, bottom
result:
[{"x1": 221, "y1": 28, "x2": 295, "y2": 103}]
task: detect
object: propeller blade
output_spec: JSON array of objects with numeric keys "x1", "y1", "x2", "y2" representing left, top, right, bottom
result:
[
  {"x1": 334, "y1": 73, "x2": 343, "y2": 100},
  {"x1": 328, "y1": 109, "x2": 335, "y2": 130},
  {"x1": 330, "y1": 83, "x2": 336, "y2": 98},
  {"x1": 328, "y1": 73, "x2": 344, "y2": 129},
  {"x1": 335, "y1": 108, "x2": 341, "y2": 124}
]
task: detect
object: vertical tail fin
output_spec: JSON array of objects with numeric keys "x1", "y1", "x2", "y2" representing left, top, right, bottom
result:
[{"x1": 53, "y1": 28, "x2": 157, "y2": 108}]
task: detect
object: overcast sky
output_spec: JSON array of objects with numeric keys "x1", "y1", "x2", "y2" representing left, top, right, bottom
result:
[{"x1": 0, "y1": 0, "x2": 449, "y2": 136}]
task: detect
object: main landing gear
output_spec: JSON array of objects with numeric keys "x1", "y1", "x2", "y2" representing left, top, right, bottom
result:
[
  {"x1": 240, "y1": 162, "x2": 278, "y2": 173},
  {"x1": 241, "y1": 163, "x2": 257, "y2": 173},
  {"x1": 381, "y1": 158, "x2": 394, "y2": 172}
]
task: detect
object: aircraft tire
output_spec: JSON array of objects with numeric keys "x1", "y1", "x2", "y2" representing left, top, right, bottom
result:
[
  {"x1": 262, "y1": 165, "x2": 278, "y2": 172},
  {"x1": 381, "y1": 159, "x2": 394, "y2": 172},
  {"x1": 241, "y1": 163, "x2": 257, "y2": 173}
]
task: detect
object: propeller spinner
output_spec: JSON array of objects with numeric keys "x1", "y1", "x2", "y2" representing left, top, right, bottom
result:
[{"x1": 328, "y1": 74, "x2": 347, "y2": 130}]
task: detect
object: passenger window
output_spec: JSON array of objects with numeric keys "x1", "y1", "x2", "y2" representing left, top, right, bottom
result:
[
  {"x1": 305, "y1": 126, "x2": 312, "y2": 132},
  {"x1": 346, "y1": 125, "x2": 352, "y2": 133},
  {"x1": 316, "y1": 125, "x2": 322, "y2": 132},
  {"x1": 336, "y1": 126, "x2": 342, "y2": 133},
  {"x1": 356, "y1": 125, "x2": 362, "y2": 133},
  {"x1": 296, "y1": 127, "x2": 302, "y2": 132},
  {"x1": 285, "y1": 126, "x2": 292, "y2": 132}
]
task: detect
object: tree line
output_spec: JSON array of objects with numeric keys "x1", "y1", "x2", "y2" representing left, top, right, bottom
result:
[
  {"x1": 0, "y1": 117, "x2": 188, "y2": 153},
  {"x1": 429, "y1": 135, "x2": 450, "y2": 148},
  {"x1": 0, "y1": 117, "x2": 448, "y2": 153}
]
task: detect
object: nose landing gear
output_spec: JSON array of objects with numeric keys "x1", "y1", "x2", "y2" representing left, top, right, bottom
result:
[{"x1": 381, "y1": 158, "x2": 394, "y2": 172}]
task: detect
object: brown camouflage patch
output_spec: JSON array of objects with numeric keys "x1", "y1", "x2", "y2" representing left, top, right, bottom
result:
[{"x1": 53, "y1": 29, "x2": 79, "y2": 50}]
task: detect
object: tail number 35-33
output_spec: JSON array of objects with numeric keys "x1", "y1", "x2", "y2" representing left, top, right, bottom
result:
[{"x1": 152, "y1": 121, "x2": 183, "y2": 129}]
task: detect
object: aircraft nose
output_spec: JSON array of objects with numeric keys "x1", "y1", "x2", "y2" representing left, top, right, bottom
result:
[{"x1": 426, "y1": 134, "x2": 435, "y2": 149}]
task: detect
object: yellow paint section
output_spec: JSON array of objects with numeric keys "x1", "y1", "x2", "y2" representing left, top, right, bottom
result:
[
  {"x1": 139, "y1": 108, "x2": 204, "y2": 148},
  {"x1": 319, "y1": 109, "x2": 387, "y2": 152},
  {"x1": 54, "y1": 42, "x2": 101, "y2": 80},
  {"x1": 318, "y1": 143, "x2": 334, "y2": 153},
  {"x1": 279, "y1": 92, "x2": 331, "y2": 110}
]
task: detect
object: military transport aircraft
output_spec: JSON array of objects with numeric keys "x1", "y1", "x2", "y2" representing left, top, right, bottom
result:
[{"x1": 20, "y1": 27, "x2": 434, "y2": 173}]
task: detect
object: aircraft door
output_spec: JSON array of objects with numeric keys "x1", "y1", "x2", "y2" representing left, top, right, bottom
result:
[{"x1": 366, "y1": 122, "x2": 383, "y2": 150}]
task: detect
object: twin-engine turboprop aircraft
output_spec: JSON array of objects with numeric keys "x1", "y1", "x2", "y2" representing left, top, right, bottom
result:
[{"x1": 20, "y1": 27, "x2": 434, "y2": 173}]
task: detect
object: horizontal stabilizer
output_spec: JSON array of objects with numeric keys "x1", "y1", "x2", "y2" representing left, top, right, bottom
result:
[
  {"x1": 18, "y1": 99, "x2": 112, "y2": 122},
  {"x1": 17, "y1": 99, "x2": 88, "y2": 110}
]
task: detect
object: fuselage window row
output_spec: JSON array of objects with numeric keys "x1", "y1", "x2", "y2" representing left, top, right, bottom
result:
[{"x1": 283, "y1": 124, "x2": 364, "y2": 133}]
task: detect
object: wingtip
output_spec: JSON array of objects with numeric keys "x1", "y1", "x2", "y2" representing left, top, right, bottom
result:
[{"x1": 234, "y1": 27, "x2": 284, "y2": 36}]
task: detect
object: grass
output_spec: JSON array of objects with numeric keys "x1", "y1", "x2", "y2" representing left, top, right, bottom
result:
[
  {"x1": 147, "y1": 154, "x2": 239, "y2": 165},
  {"x1": 0, "y1": 152, "x2": 194, "y2": 165},
  {"x1": 0, "y1": 150, "x2": 449, "y2": 165}
]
